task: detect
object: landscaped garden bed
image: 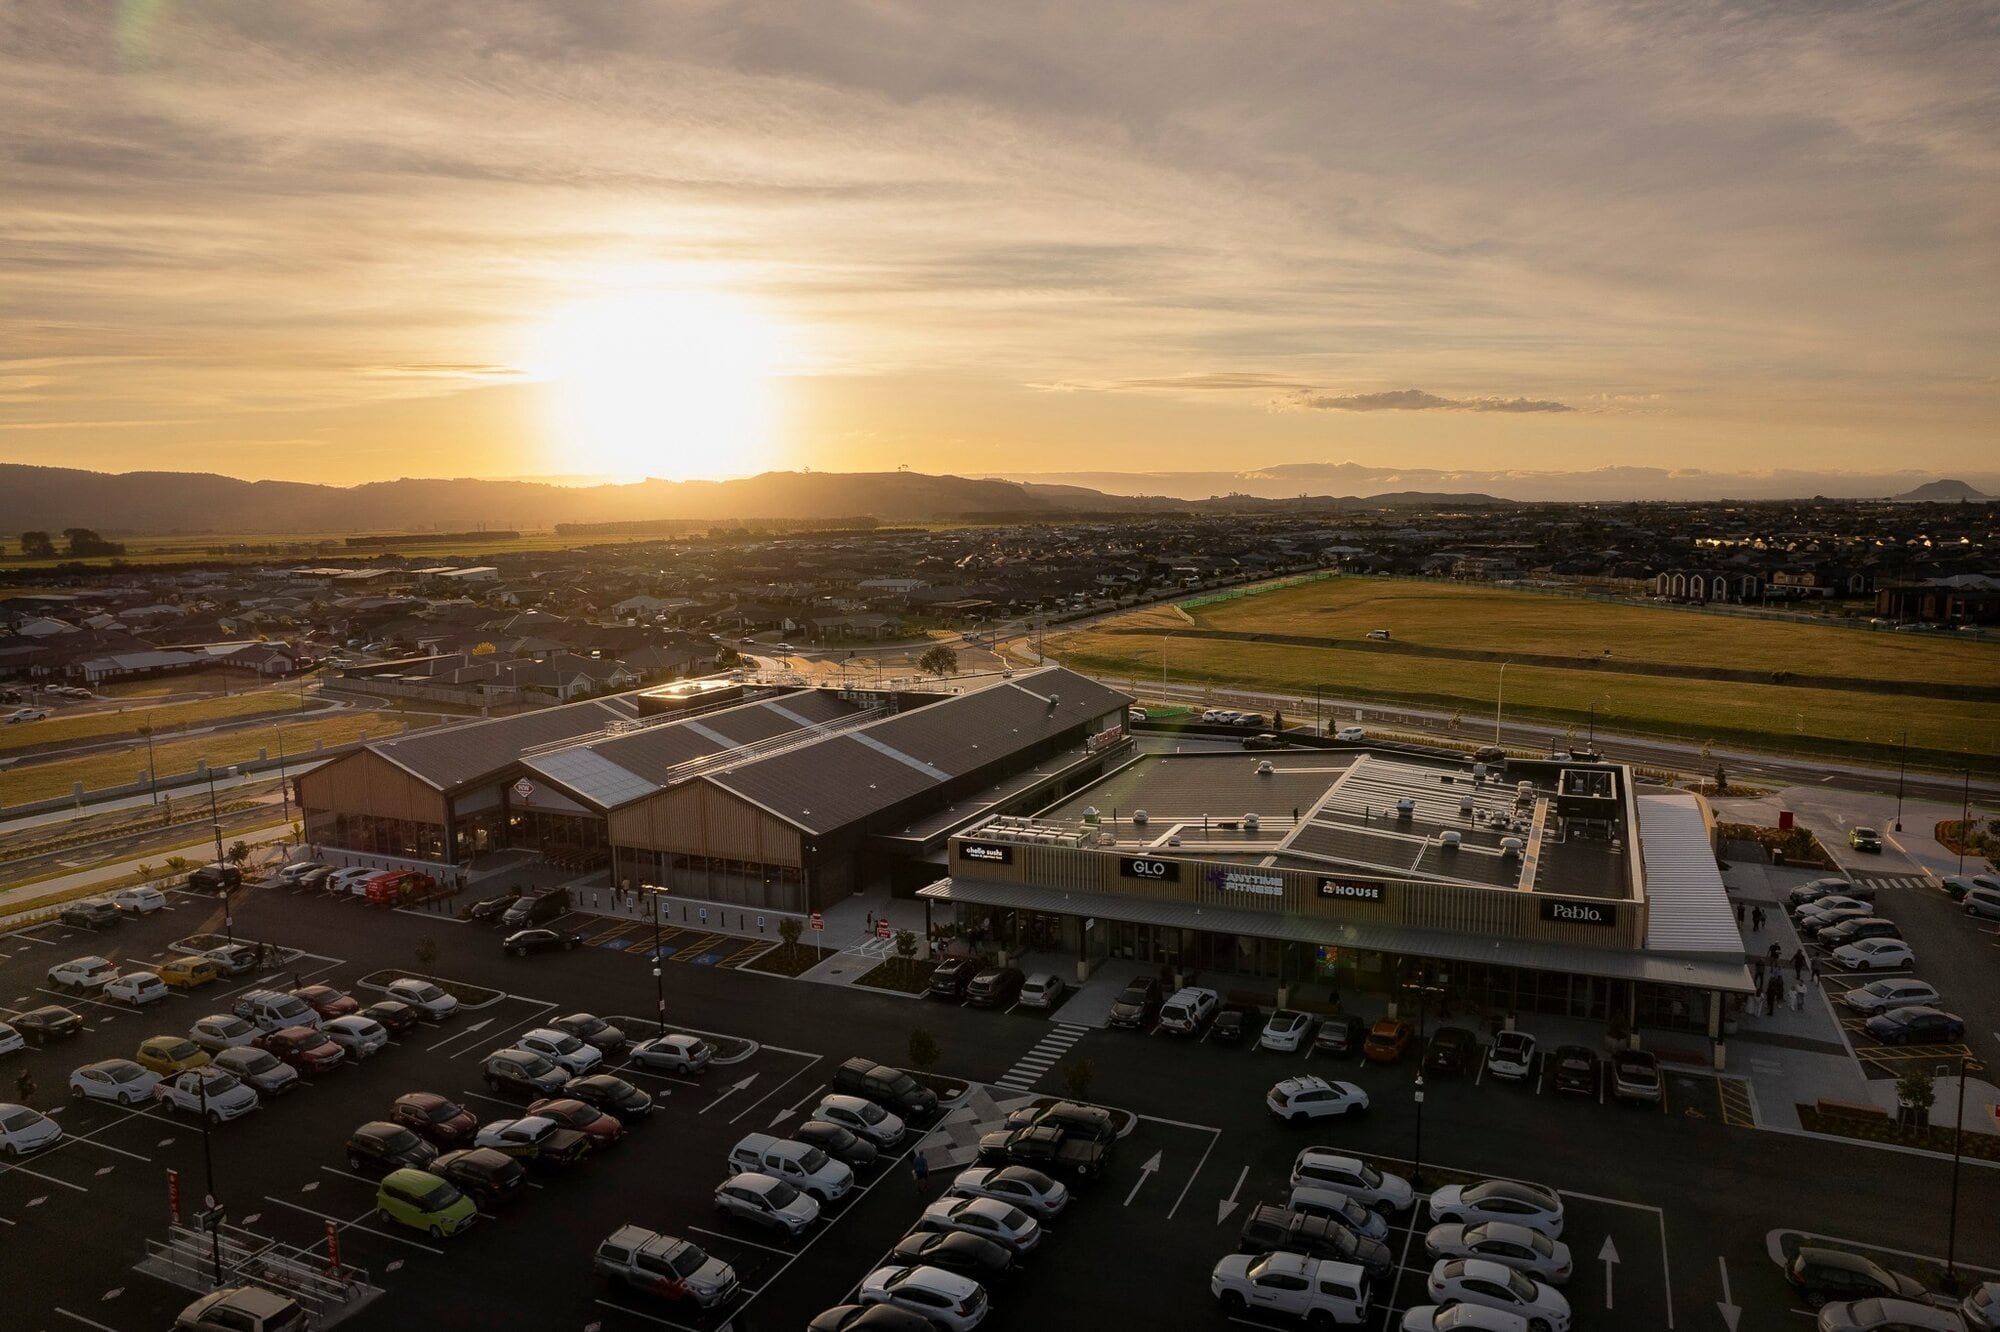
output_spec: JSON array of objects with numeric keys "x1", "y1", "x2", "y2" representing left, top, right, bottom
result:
[
  {"x1": 1798, "y1": 1103, "x2": 2000, "y2": 1161},
  {"x1": 1717, "y1": 821, "x2": 1835, "y2": 869},
  {"x1": 740, "y1": 942, "x2": 830, "y2": 977},
  {"x1": 854, "y1": 957, "x2": 937, "y2": 994},
  {"x1": 357, "y1": 968, "x2": 503, "y2": 1009}
]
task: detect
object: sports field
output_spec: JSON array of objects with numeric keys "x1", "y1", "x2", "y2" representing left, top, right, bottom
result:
[{"x1": 1050, "y1": 577, "x2": 2000, "y2": 770}]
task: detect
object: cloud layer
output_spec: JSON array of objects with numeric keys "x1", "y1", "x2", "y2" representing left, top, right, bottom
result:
[{"x1": 1288, "y1": 389, "x2": 1574, "y2": 414}]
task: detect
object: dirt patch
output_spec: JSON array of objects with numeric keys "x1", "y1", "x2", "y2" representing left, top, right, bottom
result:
[
  {"x1": 854, "y1": 958, "x2": 937, "y2": 995},
  {"x1": 740, "y1": 943, "x2": 832, "y2": 977}
]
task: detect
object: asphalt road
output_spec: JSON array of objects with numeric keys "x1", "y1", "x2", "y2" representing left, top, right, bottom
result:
[{"x1": 2, "y1": 884, "x2": 1995, "y2": 1332}]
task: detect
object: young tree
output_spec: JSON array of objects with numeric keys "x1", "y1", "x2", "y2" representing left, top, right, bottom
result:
[
  {"x1": 1061, "y1": 1058, "x2": 1094, "y2": 1102},
  {"x1": 1895, "y1": 1068, "x2": 1935, "y2": 1129},
  {"x1": 917, "y1": 644, "x2": 959, "y2": 678},
  {"x1": 1712, "y1": 763, "x2": 1728, "y2": 794},
  {"x1": 893, "y1": 927, "x2": 918, "y2": 968},
  {"x1": 779, "y1": 916, "x2": 802, "y2": 949},
  {"x1": 907, "y1": 1027, "x2": 940, "y2": 1071},
  {"x1": 226, "y1": 841, "x2": 250, "y2": 867}
]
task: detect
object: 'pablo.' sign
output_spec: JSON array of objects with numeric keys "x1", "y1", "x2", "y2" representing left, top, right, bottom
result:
[{"x1": 1539, "y1": 898, "x2": 1617, "y2": 927}]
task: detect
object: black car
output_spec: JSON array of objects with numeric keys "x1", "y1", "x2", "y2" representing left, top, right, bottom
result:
[
  {"x1": 890, "y1": 1229, "x2": 1015, "y2": 1282},
  {"x1": 1785, "y1": 877, "x2": 1866, "y2": 909},
  {"x1": 361, "y1": 1000, "x2": 423, "y2": 1036},
  {"x1": 60, "y1": 899, "x2": 122, "y2": 930},
  {"x1": 926, "y1": 958, "x2": 979, "y2": 1001},
  {"x1": 1212, "y1": 1003, "x2": 1261, "y2": 1044},
  {"x1": 1002, "y1": 1099, "x2": 1117, "y2": 1147},
  {"x1": 500, "y1": 888, "x2": 569, "y2": 930},
  {"x1": 1237, "y1": 1203, "x2": 1395, "y2": 1278},
  {"x1": 1423, "y1": 1026, "x2": 1478, "y2": 1076},
  {"x1": 1785, "y1": 1245, "x2": 1927, "y2": 1308},
  {"x1": 975, "y1": 1124, "x2": 1105, "y2": 1177},
  {"x1": 430, "y1": 1147, "x2": 528, "y2": 1206},
  {"x1": 13, "y1": 1004, "x2": 84, "y2": 1044},
  {"x1": 1816, "y1": 917, "x2": 1902, "y2": 950},
  {"x1": 1864, "y1": 1006, "x2": 1966, "y2": 1045},
  {"x1": 1107, "y1": 977, "x2": 1162, "y2": 1029},
  {"x1": 551, "y1": 1013, "x2": 628, "y2": 1057},
  {"x1": 1550, "y1": 1044, "x2": 1601, "y2": 1096},
  {"x1": 1311, "y1": 1014, "x2": 1365, "y2": 1056},
  {"x1": 807, "y1": 1304, "x2": 936, "y2": 1332},
  {"x1": 563, "y1": 1074, "x2": 654, "y2": 1121},
  {"x1": 503, "y1": 928, "x2": 582, "y2": 956},
  {"x1": 346, "y1": 1120, "x2": 440, "y2": 1173},
  {"x1": 794, "y1": 1118, "x2": 880, "y2": 1169},
  {"x1": 965, "y1": 966, "x2": 1025, "y2": 1008},
  {"x1": 466, "y1": 890, "x2": 523, "y2": 922}
]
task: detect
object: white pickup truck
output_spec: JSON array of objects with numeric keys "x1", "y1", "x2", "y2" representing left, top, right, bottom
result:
[
  {"x1": 154, "y1": 1068, "x2": 261, "y2": 1122},
  {"x1": 1211, "y1": 1252, "x2": 1370, "y2": 1325}
]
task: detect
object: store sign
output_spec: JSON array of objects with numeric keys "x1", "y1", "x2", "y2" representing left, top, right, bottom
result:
[
  {"x1": 1207, "y1": 867, "x2": 1284, "y2": 898},
  {"x1": 1540, "y1": 898, "x2": 1618, "y2": 927},
  {"x1": 1086, "y1": 723, "x2": 1125, "y2": 753},
  {"x1": 1120, "y1": 856, "x2": 1181, "y2": 882},
  {"x1": 1317, "y1": 877, "x2": 1385, "y2": 903},
  {"x1": 512, "y1": 779, "x2": 534, "y2": 798},
  {"x1": 958, "y1": 841, "x2": 1014, "y2": 865}
]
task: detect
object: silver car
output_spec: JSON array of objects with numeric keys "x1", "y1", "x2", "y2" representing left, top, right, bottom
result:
[
  {"x1": 913, "y1": 1196, "x2": 1042, "y2": 1254},
  {"x1": 1017, "y1": 973, "x2": 1066, "y2": 1009},
  {"x1": 810, "y1": 1094, "x2": 905, "y2": 1146},
  {"x1": 190, "y1": 1014, "x2": 261, "y2": 1053},
  {"x1": 945, "y1": 1165, "x2": 1070, "y2": 1221},
  {"x1": 1819, "y1": 1298, "x2": 1970, "y2": 1332},
  {"x1": 1425, "y1": 1221, "x2": 1574, "y2": 1284},
  {"x1": 713, "y1": 1172, "x2": 818, "y2": 1235},
  {"x1": 1841, "y1": 979, "x2": 1941, "y2": 1015}
]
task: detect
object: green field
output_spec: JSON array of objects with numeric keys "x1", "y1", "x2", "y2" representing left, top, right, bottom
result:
[
  {"x1": 1, "y1": 710, "x2": 423, "y2": 805},
  {"x1": 0, "y1": 689, "x2": 311, "y2": 755},
  {"x1": 1051, "y1": 578, "x2": 2000, "y2": 772}
]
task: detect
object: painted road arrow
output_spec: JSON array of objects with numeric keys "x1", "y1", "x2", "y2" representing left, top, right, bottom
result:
[
  {"x1": 1716, "y1": 1255, "x2": 1741, "y2": 1332},
  {"x1": 1217, "y1": 1165, "x2": 1249, "y2": 1224},
  {"x1": 700, "y1": 1073, "x2": 758, "y2": 1114},
  {"x1": 1598, "y1": 1235, "x2": 1619, "y2": 1308},
  {"x1": 1124, "y1": 1151, "x2": 1162, "y2": 1207},
  {"x1": 770, "y1": 1085, "x2": 821, "y2": 1128}
]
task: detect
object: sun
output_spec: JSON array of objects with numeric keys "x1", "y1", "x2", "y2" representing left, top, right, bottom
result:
[{"x1": 528, "y1": 286, "x2": 784, "y2": 482}]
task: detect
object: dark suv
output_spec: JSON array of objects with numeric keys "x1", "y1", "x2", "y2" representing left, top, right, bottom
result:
[
  {"x1": 1785, "y1": 1246, "x2": 1925, "y2": 1307},
  {"x1": 926, "y1": 958, "x2": 979, "y2": 1001},
  {"x1": 346, "y1": 1121, "x2": 439, "y2": 1174},
  {"x1": 60, "y1": 899, "x2": 122, "y2": 930},
  {"x1": 1107, "y1": 977, "x2": 1162, "y2": 1029},
  {"x1": 500, "y1": 889, "x2": 569, "y2": 929},
  {"x1": 1423, "y1": 1026, "x2": 1477, "y2": 1075},
  {"x1": 832, "y1": 1057, "x2": 939, "y2": 1119},
  {"x1": 1237, "y1": 1204, "x2": 1393, "y2": 1278}
]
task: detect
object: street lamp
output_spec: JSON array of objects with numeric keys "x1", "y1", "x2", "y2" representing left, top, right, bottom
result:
[
  {"x1": 198, "y1": 1069, "x2": 223, "y2": 1285},
  {"x1": 205, "y1": 770, "x2": 233, "y2": 945},
  {"x1": 643, "y1": 883, "x2": 670, "y2": 1035},
  {"x1": 139, "y1": 724, "x2": 159, "y2": 807},
  {"x1": 1403, "y1": 964, "x2": 1447, "y2": 1186},
  {"x1": 1941, "y1": 1057, "x2": 1967, "y2": 1290},
  {"x1": 1494, "y1": 662, "x2": 1510, "y2": 746}
]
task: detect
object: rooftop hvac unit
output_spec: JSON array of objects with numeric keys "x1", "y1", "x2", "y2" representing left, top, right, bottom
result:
[
  {"x1": 1440, "y1": 831, "x2": 1462, "y2": 849},
  {"x1": 1471, "y1": 763, "x2": 1487, "y2": 780},
  {"x1": 1396, "y1": 799, "x2": 1414, "y2": 819},
  {"x1": 1098, "y1": 831, "x2": 1114, "y2": 845},
  {"x1": 1255, "y1": 760, "x2": 1276, "y2": 775},
  {"x1": 1243, "y1": 813, "x2": 1261, "y2": 830},
  {"x1": 1167, "y1": 834, "x2": 1182, "y2": 847},
  {"x1": 1459, "y1": 799, "x2": 1474, "y2": 817},
  {"x1": 1132, "y1": 810, "x2": 1149, "y2": 825},
  {"x1": 1500, "y1": 836, "x2": 1525, "y2": 858}
]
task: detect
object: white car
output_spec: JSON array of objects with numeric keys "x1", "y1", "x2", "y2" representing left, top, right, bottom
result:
[
  {"x1": 203, "y1": 944, "x2": 262, "y2": 977},
  {"x1": 154, "y1": 1068, "x2": 260, "y2": 1122},
  {"x1": 273, "y1": 861, "x2": 327, "y2": 886},
  {"x1": 1426, "y1": 1180, "x2": 1565, "y2": 1237},
  {"x1": 1157, "y1": 985, "x2": 1219, "y2": 1035},
  {"x1": 1400, "y1": 1306, "x2": 1532, "y2": 1332},
  {"x1": 323, "y1": 1015, "x2": 389, "y2": 1059},
  {"x1": 810, "y1": 1094, "x2": 905, "y2": 1146},
  {"x1": 1832, "y1": 937, "x2": 1915, "y2": 971},
  {"x1": 104, "y1": 972, "x2": 169, "y2": 1006},
  {"x1": 1017, "y1": 973, "x2": 1067, "y2": 1009},
  {"x1": 859, "y1": 1264, "x2": 989, "y2": 1332},
  {"x1": 190, "y1": 1014, "x2": 261, "y2": 1053},
  {"x1": 1212, "y1": 1252, "x2": 1372, "y2": 1325},
  {"x1": 1290, "y1": 1149, "x2": 1414, "y2": 1213},
  {"x1": 1842, "y1": 978, "x2": 1942, "y2": 1014},
  {"x1": 945, "y1": 1165, "x2": 1070, "y2": 1221},
  {"x1": 629, "y1": 1033, "x2": 711, "y2": 1074},
  {"x1": 1289, "y1": 1184, "x2": 1392, "y2": 1241},
  {"x1": 0, "y1": 1023, "x2": 22, "y2": 1057},
  {"x1": 6, "y1": 707, "x2": 48, "y2": 722},
  {"x1": 70, "y1": 1058, "x2": 162, "y2": 1106},
  {"x1": 384, "y1": 978, "x2": 459, "y2": 1019},
  {"x1": 1486, "y1": 1031, "x2": 1536, "y2": 1082},
  {"x1": 0, "y1": 1102, "x2": 62, "y2": 1155},
  {"x1": 47, "y1": 956, "x2": 120, "y2": 993},
  {"x1": 1425, "y1": 1221, "x2": 1574, "y2": 1284},
  {"x1": 1267, "y1": 1075, "x2": 1370, "y2": 1122},
  {"x1": 111, "y1": 886, "x2": 167, "y2": 915},
  {"x1": 1260, "y1": 1009, "x2": 1315, "y2": 1051},
  {"x1": 1334, "y1": 726, "x2": 1367, "y2": 741},
  {"x1": 518, "y1": 1028, "x2": 602, "y2": 1075},
  {"x1": 915, "y1": 1196, "x2": 1043, "y2": 1254},
  {"x1": 713, "y1": 1171, "x2": 819, "y2": 1235},
  {"x1": 1427, "y1": 1258, "x2": 1571, "y2": 1331}
]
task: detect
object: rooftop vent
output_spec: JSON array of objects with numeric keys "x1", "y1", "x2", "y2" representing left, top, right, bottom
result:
[
  {"x1": 1471, "y1": 763, "x2": 1487, "y2": 780},
  {"x1": 1132, "y1": 809, "x2": 1149, "y2": 825},
  {"x1": 1255, "y1": 760, "x2": 1275, "y2": 775},
  {"x1": 1440, "y1": 830, "x2": 1462, "y2": 850},
  {"x1": 1396, "y1": 798, "x2": 1414, "y2": 819},
  {"x1": 1459, "y1": 799, "x2": 1474, "y2": 817},
  {"x1": 1243, "y1": 813, "x2": 1261, "y2": 831},
  {"x1": 1500, "y1": 836, "x2": 1525, "y2": 858}
]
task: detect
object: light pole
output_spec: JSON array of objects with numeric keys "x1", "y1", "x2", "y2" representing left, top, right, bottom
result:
[
  {"x1": 644, "y1": 883, "x2": 669, "y2": 1036},
  {"x1": 198, "y1": 1069, "x2": 223, "y2": 1285},
  {"x1": 139, "y1": 724, "x2": 159, "y2": 807},
  {"x1": 206, "y1": 771, "x2": 233, "y2": 945},
  {"x1": 1942, "y1": 1056, "x2": 1966, "y2": 1290},
  {"x1": 1404, "y1": 963, "x2": 1447, "y2": 1186},
  {"x1": 277, "y1": 731, "x2": 290, "y2": 826},
  {"x1": 1893, "y1": 729, "x2": 1906, "y2": 832},
  {"x1": 1960, "y1": 768, "x2": 1971, "y2": 875},
  {"x1": 1494, "y1": 663, "x2": 1510, "y2": 746}
]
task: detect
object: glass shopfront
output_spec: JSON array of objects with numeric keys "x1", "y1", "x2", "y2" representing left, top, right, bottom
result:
[{"x1": 305, "y1": 811, "x2": 447, "y2": 863}]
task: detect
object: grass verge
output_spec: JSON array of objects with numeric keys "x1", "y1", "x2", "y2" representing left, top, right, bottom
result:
[{"x1": 0, "y1": 690, "x2": 311, "y2": 755}]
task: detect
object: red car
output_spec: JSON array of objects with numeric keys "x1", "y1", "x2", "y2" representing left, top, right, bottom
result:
[
  {"x1": 1362, "y1": 1019, "x2": 1414, "y2": 1063},
  {"x1": 390, "y1": 1092, "x2": 479, "y2": 1147},
  {"x1": 255, "y1": 1025, "x2": 345, "y2": 1073},
  {"x1": 290, "y1": 985, "x2": 359, "y2": 1021},
  {"x1": 525, "y1": 1096, "x2": 623, "y2": 1149},
  {"x1": 361, "y1": 1000, "x2": 422, "y2": 1036}
]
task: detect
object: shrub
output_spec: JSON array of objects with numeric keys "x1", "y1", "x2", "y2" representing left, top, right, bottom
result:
[
  {"x1": 779, "y1": 917, "x2": 802, "y2": 949},
  {"x1": 908, "y1": 1027, "x2": 940, "y2": 1071}
]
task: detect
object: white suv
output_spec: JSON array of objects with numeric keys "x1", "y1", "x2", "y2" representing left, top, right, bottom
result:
[
  {"x1": 1211, "y1": 1251, "x2": 1371, "y2": 1324},
  {"x1": 1267, "y1": 1075, "x2": 1370, "y2": 1123},
  {"x1": 1158, "y1": 986, "x2": 1219, "y2": 1036},
  {"x1": 1290, "y1": 1149, "x2": 1414, "y2": 1213}
]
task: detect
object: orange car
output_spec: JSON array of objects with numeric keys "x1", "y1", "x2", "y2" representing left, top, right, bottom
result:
[{"x1": 1361, "y1": 1018, "x2": 1413, "y2": 1063}]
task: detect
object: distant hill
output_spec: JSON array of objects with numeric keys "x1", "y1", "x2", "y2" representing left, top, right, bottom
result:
[{"x1": 1893, "y1": 479, "x2": 1991, "y2": 502}]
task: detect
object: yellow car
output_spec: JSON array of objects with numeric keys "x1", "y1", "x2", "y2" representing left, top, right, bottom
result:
[
  {"x1": 158, "y1": 956, "x2": 221, "y2": 989},
  {"x1": 136, "y1": 1035, "x2": 211, "y2": 1076}
]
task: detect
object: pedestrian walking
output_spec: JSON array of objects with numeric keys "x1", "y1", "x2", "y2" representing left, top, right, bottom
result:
[
  {"x1": 1751, "y1": 905, "x2": 1766, "y2": 932},
  {"x1": 1734, "y1": 902, "x2": 1745, "y2": 925},
  {"x1": 255, "y1": 940, "x2": 268, "y2": 969},
  {"x1": 912, "y1": 1149, "x2": 929, "y2": 1192},
  {"x1": 1753, "y1": 961, "x2": 1766, "y2": 992},
  {"x1": 15, "y1": 1070, "x2": 35, "y2": 1108},
  {"x1": 1766, "y1": 942, "x2": 1781, "y2": 967},
  {"x1": 1765, "y1": 973, "x2": 1784, "y2": 1013},
  {"x1": 1792, "y1": 948, "x2": 1808, "y2": 982},
  {"x1": 1790, "y1": 980, "x2": 1806, "y2": 1012}
]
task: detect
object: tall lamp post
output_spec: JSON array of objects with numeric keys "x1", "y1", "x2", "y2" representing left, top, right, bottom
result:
[
  {"x1": 198, "y1": 1070, "x2": 223, "y2": 1285},
  {"x1": 1493, "y1": 662, "x2": 1510, "y2": 746},
  {"x1": 1941, "y1": 1056, "x2": 1967, "y2": 1291},
  {"x1": 139, "y1": 724, "x2": 159, "y2": 807},
  {"x1": 206, "y1": 770, "x2": 233, "y2": 945},
  {"x1": 643, "y1": 883, "x2": 670, "y2": 1036},
  {"x1": 1403, "y1": 963, "x2": 1448, "y2": 1186}
]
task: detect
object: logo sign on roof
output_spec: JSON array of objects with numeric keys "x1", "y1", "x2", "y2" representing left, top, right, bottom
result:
[
  {"x1": 1086, "y1": 723, "x2": 1125, "y2": 754},
  {"x1": 1317, "y1": 877, "x2": 1385, "y2": 903},
  {"x1": 957, "y1": 841, "x2": 1014, "y2": 865},
  {"x1": 1207, "y1": 867, "x2": 1283, "y2": 898},
  {"x1": 1540, "y1": 898, "x2": 1617, "y2": 927},
  {"x1": 1120, "y1": 857, "x2": 1180, "y2": 882},
  {"x1": 512, "y1": 779, "x2": 534, "y2": 798}
]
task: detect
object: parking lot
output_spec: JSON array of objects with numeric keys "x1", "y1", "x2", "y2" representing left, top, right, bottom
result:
[{"x1": 1, "y1": 877, "x2": 1996, "y2": 1332}]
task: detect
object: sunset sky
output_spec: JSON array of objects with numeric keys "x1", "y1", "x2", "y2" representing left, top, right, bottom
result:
[{"x1": 2, "y1": 2, "x2": 1994, "y2": 490}]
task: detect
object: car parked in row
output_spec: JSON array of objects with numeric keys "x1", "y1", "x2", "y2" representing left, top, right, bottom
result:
[
  {"x1": 375, "y1": 1167, "x2": 477, "y2": 1238},
  {"x1": 1017, "y1": 973, "x2": 1067, "y2": 1010},
  {"x1": 430, "y1": 1148, "x2": 526, "y2": 1208},
  {"x1": 1487, "y1": 1032, "x2": 1537, "y2": 1082},
  {"x1": 1157, "y1": 986, "x2": 1219, "y2": 1035},
  {"x1": 1841, "y1": 979, "x2": 1942, "y2": 1015},
  {"x1": 517, "y1": 1027, "x2": 603, "y2": 1076},
  {"x1": 384, "y1": 978, "x2": 460, "y2": 1019},
  {"x1": 1831, "y1": 938, "x2": 1915, "y2": 971},
  {"x1": 0, "y1": 1102, "x2": 63, "y2": 1156},
  {"x1": 503, "y1": 928, "x2": 583, "y2": 956},
  {"x1": 1314, "y1": 1014, "x2": 1366, "y2": 1057},
  {"x1": 713, "y1": 1171, "x2": 819, "y2": 1236},
  {"x1": 13, "y1": 1005, "x2": 84, "y2": 1045},
  {"x1": 1423, "y1": 1026, "x2": 1477, "y2": 1075},
  {"x1": 324, "y1": 1016, "x2": 390, "y2": 1059},
  {"x1": 106, "y1": 972, "x2": 170, "y2": 1006},
  {"x1": 1260, "y1": 1009, "x2": 1314, "y2": 1052},
  {"x1": 1427, "y1": 1180, "x2": 1566, "y2": 1237},
  {"x1": 549, "y1": 1013, "x2": 625, "y2": 1056},
  {"x1": 1107, "y1": 977, "x2": 1161, "y2": 1029},
  {"x1": 1364, "y1": 1019, "x2": 1414, "y2": 1063},
  {"x1": 212, "y1": 1047, "x2": 299, "y2": 1096},
  {"x1": 913, "y1": 1196, "x2": 1041, "y2": 1254},
  {"x1": 347, "y1": 1121, "x2": 439, "y2": 1173},
  {"x1": 1786, "y1": 1245, "x2": 1928, "y2": 1308},
  {"x1": 1610, "y1": 1050, "x2": 1661, "y2": 1103},
  {"x1": 1425, "y1": 1221, "x2": 1574, "y2": 1284},
  {"x1": 70, "y1": 1059, "x2": 161, "y2": 1105},
  {"x1": 727, "y1": 1132, "x2": 853, "y2": 1201},
  {"x1": 136, "y1": 1036, "x2": 210, "y2": 1075},
  {"x1": 526, "y1": 1097, "x2": 624, "y2": 1149},
  {"x1": 1863, "y1": 1007, "x2": 1966, "y2": 1045},
  {"x1": 1238, "y1": 1202, "x2": 1394, "y2": 1278},
  {"x1": 390, "y1": 1093, "x2": 479, "y2": 1148},
  {"x1": 975, "y1": 1124, "x2": 1105, "y2": 1177},
  {"x1": 594, "y1": 1225, "x2": 741, "y2": 1311},
  {"x1": 563, "y1": 1074, "x2": 653, "y2": 1121},
  {"x1": 155, "y1": 1068, "x2": 260, "y2": 1122},
  {"x1": 891, "y1": 1230, "x2": 1014, "y2": 1284},
  {"x1": 1291, "y1": 1149, "x2": 1414, "y2": 1213},
  {"x1": 159, "y1": 956, "x2": 220, "y2": 990},
  {"x1": 1211, "y1": 1252, "x2": 1372, "y2": 1325},
  {"x1": 476, "y1": 1115, "x2": 589, "y2": 1166},
  {"x1": 47, "y1": 956, "x2": 120, "y2": 995},
  {"x1": 1289, "y1": 1184, "x2": 1391, "y2": 1241},
  {"x1": 629, "y1": 1033, "x2": 712, "y2": 1074},
  {"x1": 812, "y1": 1093, "x2": 905, "y2": 1146},
  {"x1": 1549, "y1": 1046, "x2": 1600, "y2": 1097},
  {"x1": 1426, "y1": 1258, "x2": 1571, "y2": 1330},
  {"x1": 482, "y1": 1049, "x2": 569, "y2": 1098},
  {"x1": 833, "y1": 1057, "x2": 939, "y2": 1119},
  {"x1": 60, "y1": 899, "x2": 123, "y2": 930},
  {"x1": 111, "y1": 886, "x2": 167, "y2": 915},
  {"x1": 965, "y1": 967, "x2": 1024, "y2": 1008},
  {"x1": 858, "y1": 1265, "x2": 989, "y2": 1331},
  {"x1": 255, "y1": 1026, "x2": 344, "y2": 1074},
  {"x1": 361, "y1": 1000, "x2": 422, "y2": 1036},
  {"x1": 945, "y1": 1165, "x2": 1069, "y2": 1221}
]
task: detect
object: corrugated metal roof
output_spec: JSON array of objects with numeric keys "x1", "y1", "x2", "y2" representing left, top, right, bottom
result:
[
  {"x1": 923, "y1": 876, "x2": 1753, "y2": 992},
  {"x1": 370, "y1": 695, "x2": 636, "y2": 790},
  {"x1": 1637, "y1": 792, "x2": 1744, "y2": 958}
]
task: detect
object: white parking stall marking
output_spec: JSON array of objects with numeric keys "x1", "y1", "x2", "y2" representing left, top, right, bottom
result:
[
  {"x1": 731, "y1": 1056, "x2": 825, "y2": 1126},
  {"x1": 686, "y1": 1224, "x2": 794, "y2": 1258},
  {"x1": 458, "y1": 1089, "x2": 526, "y2": 1110},
  {"x1": 260, "y1": 1194, "x2": 444, "y2": 1254},
  {"x1": 53, "y1": 1308, "x2": 124, "y2": 1332},
  {"x1": 1164, "y1": 1125, "x2": 1220, "y2": 1220},
  {"x1": 0, "y1": 1158, "x2": 89, "y2": 1192}
]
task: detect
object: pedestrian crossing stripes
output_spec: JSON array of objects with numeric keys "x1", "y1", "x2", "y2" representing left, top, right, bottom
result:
[
  {"x1": 1848, "y1": 875, "x2": 1933, "y2": 894},
  {"x1": 994, "y1": 1023, "x2": 1088, "y2": 1092}
]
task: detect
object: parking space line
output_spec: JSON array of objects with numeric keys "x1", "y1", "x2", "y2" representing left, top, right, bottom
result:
[
  {"x1": 730, "y1": 1056, "x2": 825, "y2": 1126},
  {"x1": 459, "y1": 1089, "x2": 524, "y2": 1110},
  {"x1": 686, "y1": 1224, "x2": 795, "y2": 1257},
  {"x1": 319, "y1": 1166, "x2": 379, "y2": 1187},
  {"x1": 260, "y1": 1195, "x2": 444, "y2": 1254},
  {"x1": 0, "y1": 1158, "x2": 89, "y2": 1192},
  {"x1": 591, "y1": 1298, "x2": 706, "y2": 1331},
  {"x1": 1165, "y1": 1126, "x2": 1221, "y2": 1221},
  {"x1": 53, "y1": 1309, "x2": 124, "y2": 1332}
]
